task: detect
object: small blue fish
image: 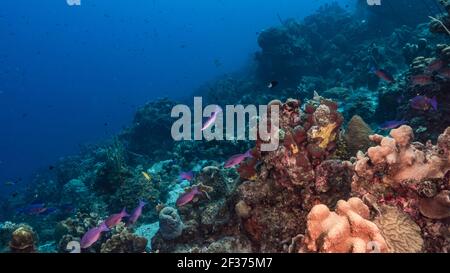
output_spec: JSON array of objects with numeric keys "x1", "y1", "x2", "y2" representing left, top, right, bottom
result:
[
  {"x1": 16, "y1": 203, "x2": 47, "y2": 215},
  {"x1": 371, "y1": 67, "x2": 395, "y2": 83},
  {"x1": 410, "y1": 96, "x2": 438, "y2": 111},
  {"x1": 379, "y1": 119, "x2": 407, "y2": 130},
  {"x1": 39, "y1": 207, "x2": 58, "y2": 216},
  {"x1": 179, "y1": 171, "x2": 194, "y2": 181}
]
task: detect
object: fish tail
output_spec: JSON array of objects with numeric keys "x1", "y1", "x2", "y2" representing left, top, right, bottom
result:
[
  {"x1": 430, "y1": 96, "x2": 438, "y2": 111},
  {"x1": 244, "y1": 149, "x2": 253, "y2": 158},
  {"x1": 101, "y1": 222, "x2": 110, "y2": 232},
  {"x1": 121, "y1": 207, "x2": 130, "y2": 216}
]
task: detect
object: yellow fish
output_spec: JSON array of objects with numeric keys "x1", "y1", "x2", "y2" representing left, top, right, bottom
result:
[{"x1": 142, "y1": 171, "x2": 151, "y2": 181}]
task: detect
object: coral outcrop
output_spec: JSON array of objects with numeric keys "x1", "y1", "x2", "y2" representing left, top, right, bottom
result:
[
  {"x1": 158, "y1": 207, "x2": 184, "y2": 240},
  {"x1": 300, "y1": 197, "x2": 388, "y2": 253},
  {"x1": 9, "y1": 226, "x2": 37, "y2": 253},
  {"x1": 353, "y1": 126, "x2": 450, "y2": 252},
  {"x1": 100, "y1": 224, "x2": 147, "y2": 253},
  {"x1": 353, "y1": 125, "x2": 449, "y2": 191},
  {"x1": 344, "y1": 115, "x2": 374, "y2": 156},
  {"x1": 242, "y1": 98, "x2": 343, "y2": 191}
]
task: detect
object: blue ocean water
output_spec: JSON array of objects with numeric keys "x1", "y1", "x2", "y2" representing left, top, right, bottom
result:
[{"x1": 0, "y1": 0, "x2": 354, "y2": 196}]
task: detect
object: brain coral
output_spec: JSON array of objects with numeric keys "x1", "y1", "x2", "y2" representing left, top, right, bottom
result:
[
  {"x1": 344, "y1": 115, "x2": 373, "y2": 157},
  {"x1": 302, "y1": 197, "x2": 388, "y2": 253},
  {"x1": 374, "y1": 206, "x2": 424, "y2": 253}
]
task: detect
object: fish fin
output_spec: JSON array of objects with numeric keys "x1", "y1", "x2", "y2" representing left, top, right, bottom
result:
[
  {"x1": 244, "y1": 149, "x2": 253, "y2": 158},
  {"x1": 121, "y1": 207, "x2": 130, "y2": 216},
  {"x1": 101, "y1": 222, "x2": 110, "y2": 232},
  {"x1": 430, "y1": 96, "x2": 438, "y2": 111}
]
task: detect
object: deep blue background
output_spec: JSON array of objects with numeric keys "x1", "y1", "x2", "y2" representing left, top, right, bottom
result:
[{"x1": 0, "y1": 0, "x2": 354, "y2": 195}]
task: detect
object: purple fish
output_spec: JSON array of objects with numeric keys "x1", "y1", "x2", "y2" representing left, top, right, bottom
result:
[
  {"x1": 371, "y1": 67, "x2": 395, "y2": 83},
  {"x1": 379, "y1": 119, "x2": 407, "y2": 130},
  {"x1": 127, "y1": 200, "x2": 146, "y2": 226},
  {"x1": 104, "y1": 208, "x2": 129, "y2": 228},
  {"x1": 224, "y1": 150, "x2": 253, "y2": 168},
  {"x1": 61, "y1": 203, "x2": 75, "y2": 214},
  {"x1": 410, "y1": 96, "x2": 438, "y2": 111},
  {"x1": 176, "y1": 186, "x2": 202, "y2": 207},
  {"x1": 80, "y1": 222, "x2": 109, "y2": 249},
  {"x1": 201, "y1": 106, "x2": 222, "y2": 131},
  {"x1": 17, "y1": 203, "x2": 46, "y2": 215},
  {"x1": 39, "y1": 207, "x2": 58, "y2": 216},
  {"x1": 179, "y1": 171, "x2": 194, "y2": 181}
]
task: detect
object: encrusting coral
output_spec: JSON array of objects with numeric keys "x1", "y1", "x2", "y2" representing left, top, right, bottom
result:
[
  {"x1": 300, "y1": 197, "x2": 388, "y2": 253},
  {"x1": 418, "y1": 190, "x2": 450, "y2": 220}
]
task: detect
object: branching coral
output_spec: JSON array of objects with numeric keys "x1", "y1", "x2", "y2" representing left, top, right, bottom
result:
[{"x1": 301, "y1": 197, "x2": 388, "y2": 253}]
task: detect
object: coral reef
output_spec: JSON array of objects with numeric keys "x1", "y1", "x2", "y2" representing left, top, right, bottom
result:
[
  {"x1": 61, "y1": 179, "x2": 91, "y2": 211},
  {"x1": 238, "y1": 98, "x2": 350, "y2": 207},
  {"x1": 353, "y1": 126, "x2": 450, "y2": 252},
  {"x1": 100, "y1": 223, "x2": 147, "y2": 253},
  {"x1": 243, "y1": 98, "x2": 344, "y2": 191},
  {"x1": 54, "y1": 212, "x2": 102, "y2": 252},
  {"x1": 353, "y1": 125, "x2": 449, "y2": 190},
  {"x1": 120, "y1": 98, "x2": 178, "y2": 159}
]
